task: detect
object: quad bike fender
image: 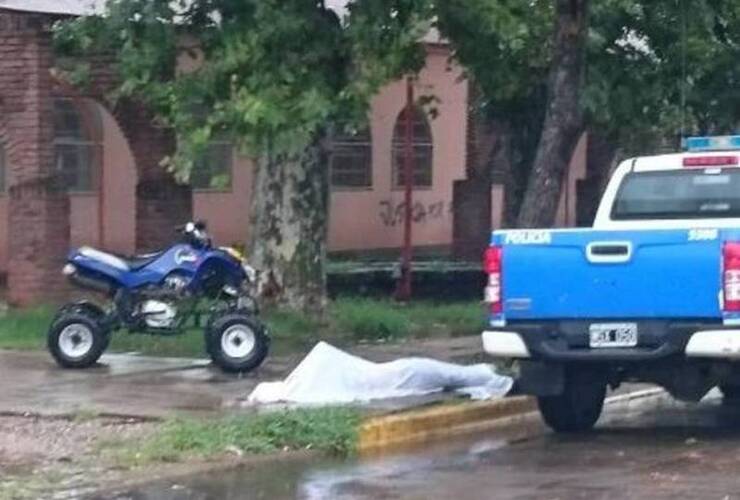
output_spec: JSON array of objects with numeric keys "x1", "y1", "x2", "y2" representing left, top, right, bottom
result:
[{"x1": 54, "y1": 301, "x2": 115, "y2": 331}]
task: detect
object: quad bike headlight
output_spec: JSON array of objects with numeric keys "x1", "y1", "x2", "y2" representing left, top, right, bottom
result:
[
  {"x1": 242, "y1": 263, "x2": 257, "y2": 284},
  {"x1": 62, "y1": 264, "x2": 77, "y2": 276}
]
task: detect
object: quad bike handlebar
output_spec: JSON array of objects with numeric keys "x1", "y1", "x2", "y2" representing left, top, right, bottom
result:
[{"x1": 175, "y1": 220, "x2": 211, "y2": 248}]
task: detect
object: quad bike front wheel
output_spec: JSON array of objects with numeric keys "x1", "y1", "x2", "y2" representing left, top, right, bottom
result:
[
  {"x1": 48, "y1": 312, "x2": 109, "y2": 369},
  {"x1": 206, "y1": 313, "x2": 269, "y2": 373}
]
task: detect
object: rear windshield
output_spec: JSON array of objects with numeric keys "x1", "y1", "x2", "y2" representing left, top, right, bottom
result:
[{"x1": 612, "y1": 169, "x2": 740, "y2": 220}]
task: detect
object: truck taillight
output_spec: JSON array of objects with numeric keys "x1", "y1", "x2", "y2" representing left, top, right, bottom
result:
[
  {"x1": 484, "y1": 246, "x2": 503, "y2": 314},
  {"x1": 723, "y1": 242, "x2": 740, "y2": 311}
]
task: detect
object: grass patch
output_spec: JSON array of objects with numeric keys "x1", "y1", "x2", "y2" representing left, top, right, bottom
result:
[
  {"x1": 332, "y1": 298, "x2": 485, "y2": 341},
  {"x1": 108, "y1": 328, "x2": 207, "y2": 358},
  {"x1": 333, "y1": 298, "x2": 410, "y2": 340},
  {"x1": 0, "y1": 306, "x2": 53, "y2": 351},
  {"x1": 0, "y1": 299, "x2": 484, "y2": 356},
  {"x1": 116, "y1": 407, "x2": 361, "y2": 465},
  {"x1": 405, "y1": 301, "x2": 485, "y2": 337}
]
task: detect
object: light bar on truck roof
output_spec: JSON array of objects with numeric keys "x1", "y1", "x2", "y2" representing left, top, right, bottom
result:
[
  {"x1": 684, "y1": 135, "x2": 740, "y2": 152},
  {"x1": 683, "y1": 156, "x2": 739, "y2": 167}
]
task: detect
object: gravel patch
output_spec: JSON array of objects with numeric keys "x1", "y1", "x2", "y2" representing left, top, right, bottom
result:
[{"x1": 0, "y1": 415, "x2": 152, "y2": 473}]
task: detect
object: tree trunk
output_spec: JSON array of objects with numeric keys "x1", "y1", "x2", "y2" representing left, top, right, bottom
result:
[
  {"x1": 516, "y1": 0, "x2": 589, "y2": 228},
  {"x1": 248, "y1": 132, "x2": 329, "y2": 316}
]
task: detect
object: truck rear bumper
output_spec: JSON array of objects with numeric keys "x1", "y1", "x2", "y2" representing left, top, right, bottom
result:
[
  {"x1": 483, "y1": 322, "x2": 740, "y2": 362},
  {"x1": 685, "y1": 330, "x2": 740, "y2": 359},
  {"x1": 481, "y1": 331, "x2": 530, "y2": 358}
]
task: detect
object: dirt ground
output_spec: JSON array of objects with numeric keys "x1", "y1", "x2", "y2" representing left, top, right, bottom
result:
[
  {"x1": 0, "y1": 414, "x2": 158, "y2": 499},
  {"x1": 0, "y1": 414, "x2": 158, "y2": 470},
  {"x1": 0, "y1": 413, "x2": 322, "y2": 500}
]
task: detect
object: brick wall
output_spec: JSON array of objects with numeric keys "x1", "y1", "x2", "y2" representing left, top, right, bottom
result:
[
  {"x1": 0, "y1": 8, "x2": 192, "y2": 305},
  {"x1": 58, "y1": 55, "x2": 193, "y2": 253},
  {"x1": 0, "y1": 10, "x2": 71, "y2": 305}
]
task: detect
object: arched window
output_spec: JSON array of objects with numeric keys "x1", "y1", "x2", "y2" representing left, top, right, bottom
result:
[
  {"x1": 191, "y1": 137, "x2": 234, "y2": 190},
  {"x1": 392, "y1": 106, "x2": 433, "y2": 188},
  {"x1": 53, "y1": 99, "x2": 100, "y2": 192},
  {"x1": 330, "y1": 127, "x2": 372, "y2": 188}
]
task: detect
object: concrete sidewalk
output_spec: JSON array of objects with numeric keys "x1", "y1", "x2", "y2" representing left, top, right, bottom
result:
[{"x1": 0, "y1": 336, "x2": 485, "y2": 418}]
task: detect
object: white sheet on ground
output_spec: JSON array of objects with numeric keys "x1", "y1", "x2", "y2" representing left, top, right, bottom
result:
[{"x1": 248, "y1": 342, "x2": 513, "y2": 405}]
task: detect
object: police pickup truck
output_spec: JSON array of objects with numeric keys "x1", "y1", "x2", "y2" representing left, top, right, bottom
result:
[{"x1": 482, "y1": 135, "x2": 740, "y2": 432}]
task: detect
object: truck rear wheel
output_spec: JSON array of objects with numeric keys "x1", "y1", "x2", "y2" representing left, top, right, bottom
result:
[
  {"x1": 720, "y1": 384, "x2": 740, "y2": 405},
  {"x1": 537, "y1": 367, "x2": 606, "y2": 433}
]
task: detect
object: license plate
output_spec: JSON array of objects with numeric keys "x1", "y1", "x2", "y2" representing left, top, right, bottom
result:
[{"x1": 589, "y1": 323, "x2": 638, "y2": 348}]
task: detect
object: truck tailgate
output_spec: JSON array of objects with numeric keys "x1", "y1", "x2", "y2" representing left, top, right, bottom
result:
[{"x1": 495, "y1": 229, "x2": 725, "y2": 320}]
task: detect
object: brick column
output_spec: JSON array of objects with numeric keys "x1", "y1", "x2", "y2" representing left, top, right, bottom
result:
[
  {"x1": 0, "y1": 11, "x2": 71, "y2": 306},
  {"x1": 113, "y1": 103, "x2": 192, "y2": 253},
  {"x1": 452, "y1": 82, "x2": 493, "y2": 261}
]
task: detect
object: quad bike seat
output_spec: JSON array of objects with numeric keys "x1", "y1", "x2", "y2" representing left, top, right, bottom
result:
[
  {"x1": 78, "y1": 247, "x2": 163, "y2": 271},
  {"x1": 120, "y1": 251, "x2": 164, "y2": 270}
]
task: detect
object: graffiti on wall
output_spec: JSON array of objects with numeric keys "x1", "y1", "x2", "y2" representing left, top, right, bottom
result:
[{"x1": 379, "y1": 199, "x2": 453, "y2": 227}]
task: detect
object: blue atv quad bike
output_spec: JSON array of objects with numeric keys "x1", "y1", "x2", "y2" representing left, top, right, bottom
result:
[{"x1": 47, "y1": 221, "x2": 269, "y2": 373}]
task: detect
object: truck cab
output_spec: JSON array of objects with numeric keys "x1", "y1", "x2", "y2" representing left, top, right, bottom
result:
[{"x1": 482, "y1": 136, "x2": 740, "y2": 432}]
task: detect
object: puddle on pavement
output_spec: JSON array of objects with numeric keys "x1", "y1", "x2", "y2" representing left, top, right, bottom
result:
[
  {"x1": 84, "y1": 391, "x2": 740, "y2": 500},
  {"x1": 94, "y1": 456, "x2": 342, "y2": 500}
]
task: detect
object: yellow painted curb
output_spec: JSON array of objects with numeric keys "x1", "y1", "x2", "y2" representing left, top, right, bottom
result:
[{"x1": 358, "y1": 396, "x2": 536, "y2": 453}]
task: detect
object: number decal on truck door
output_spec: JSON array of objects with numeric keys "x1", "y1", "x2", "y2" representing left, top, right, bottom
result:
[{"x1": 688, "y1": 229, "x2": 718, "y2": 241}]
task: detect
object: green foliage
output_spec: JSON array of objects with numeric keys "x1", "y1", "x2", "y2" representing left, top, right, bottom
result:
[
  {"x1": 435, "y1": 0, "x2": 553, "y2": 108},
  {"x1": 433, "y1": 0, "x2": 740, "y2": 160},
  {"x1": 585, "y1": 0, "x2": 740, "y2": 152},
  {"x1": 117, "y1": 407, "x2": 361, "y2": 464},
  {"x1": 54, "y1": 0, "x2": 431, "y2": 181}
]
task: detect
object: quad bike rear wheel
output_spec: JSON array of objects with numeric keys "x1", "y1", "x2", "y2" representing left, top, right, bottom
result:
[
  {"x1": 206, "y1": 313, "x2": 269, "y2": 373},
  {"x1": 48, "y1": 311, "x2": 109, "y2": 369}
]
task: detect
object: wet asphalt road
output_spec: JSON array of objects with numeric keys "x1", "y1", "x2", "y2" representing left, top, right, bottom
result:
[
  {"x1": 99, "y1": 390, "x2": 740, "y2": 500},
  {"x1": 0, "y1": 337, "x2": 482, "y2": 418}
]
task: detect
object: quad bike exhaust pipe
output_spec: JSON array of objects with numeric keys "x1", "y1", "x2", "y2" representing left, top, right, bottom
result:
[{"x1": 64, "y1": 265, "x2": 113, "y2": 295}]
